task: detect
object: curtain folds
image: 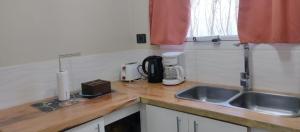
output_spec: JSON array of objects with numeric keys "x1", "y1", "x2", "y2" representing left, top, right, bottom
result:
[
  {"x1": 149, "y1": 0, "x2": 190, "y2": 45},
  {"x1": 238, "y1": 0, "x2": 300, "y2": 43}
]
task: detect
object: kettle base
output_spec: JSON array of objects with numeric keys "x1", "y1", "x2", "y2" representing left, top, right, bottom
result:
[{"x1": 148, "y1": 79, "x2": 163, "y2": 83}]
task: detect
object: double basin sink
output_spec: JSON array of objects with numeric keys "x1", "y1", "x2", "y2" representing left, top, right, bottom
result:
[{"x1": 176, "y1": 86, "x2": 300, "y2": 117}]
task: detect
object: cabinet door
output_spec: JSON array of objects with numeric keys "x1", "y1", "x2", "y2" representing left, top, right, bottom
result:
[
  {"x1": 66, "y1": 118, "x2": 105, "y2": 132},
  {"x1": 250, "y1": 128, "x2": 269, "y2": 132},
  {"x1": 189, "y1": 115, "x2": 247, "y2": 132},
  {"x1": 146, "y1": 105, "x2": 188, "y2": 132}
]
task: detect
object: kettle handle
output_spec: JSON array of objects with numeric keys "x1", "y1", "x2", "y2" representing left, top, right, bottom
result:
[{"x1": 142, "y1": 57, "x2": 151, "y2": 75}]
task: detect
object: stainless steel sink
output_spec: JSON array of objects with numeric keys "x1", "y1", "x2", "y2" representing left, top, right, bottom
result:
[
  {"x1": 229, "y1": 92, "x2": 300, "y2": 117},
  {"x1": 176, "y1": 85, "x2": 300, "y2": 117},
  {"x1": 176, "y1": 86, "x2": 240, "y2": 103}
]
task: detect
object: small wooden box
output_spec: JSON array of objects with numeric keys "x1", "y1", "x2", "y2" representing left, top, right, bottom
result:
[{"x1": 81, "y1": 79, "x2": 111, "y2": 96}]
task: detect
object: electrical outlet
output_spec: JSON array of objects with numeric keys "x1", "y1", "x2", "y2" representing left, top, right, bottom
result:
[{"x1": 136, "y1": 34, "x2": 147, "y2": 44}]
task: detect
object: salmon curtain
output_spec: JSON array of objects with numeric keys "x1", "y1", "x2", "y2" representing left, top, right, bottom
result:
[
  {"x1": 149, "y1": 0, "x2": 190, "y2": 45},
  {"x1": 238, "y1": 0, "x2": 300, "y2": 43}
]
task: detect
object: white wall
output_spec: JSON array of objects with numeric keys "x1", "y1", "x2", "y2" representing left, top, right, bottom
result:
[
  {"x1": 129, "y1": 0, "x2": 151, "y2": 45},
  {"x1": 0, "y1": 0, "x2": 153, "y2": 109},
  {"x1": 0, "y1": 0, "x2": 149, "y2": 67},
  {"x1": 0, "y1": 49, "x2": 153, "y2": 109},
  {"x1": 131, "y1": 0, "x2": 300, "y2": 94},
  {"x1": 3, "y1": 0, "x2": 299, "y2": 109},
  {"x1": 160, "y1": 42, "x2": 300, "y2": 94}
]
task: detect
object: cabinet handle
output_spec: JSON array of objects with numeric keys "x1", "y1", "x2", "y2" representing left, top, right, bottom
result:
[
  {"x1": 193, "y1": 121, "x2": 198, "y2": 132},
  {"x1": 97, "y1": 124, "x2": 100, "y2": 132},
  {"x1": 176, "y1": 117, "x2": 181, "y2": 132}
]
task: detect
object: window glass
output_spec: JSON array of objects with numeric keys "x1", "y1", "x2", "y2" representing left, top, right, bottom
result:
[{"x1": 187, "y1": 0, "x2": 239, "y2": 39}]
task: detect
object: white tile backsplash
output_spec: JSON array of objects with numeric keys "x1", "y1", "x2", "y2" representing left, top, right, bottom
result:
[
  {"x1": 2, "y1": 42, "x2": 300, "y2": 109},
  {"x1": 0, "y1": 49, "x2": 153, "y2": 109},
  {"x1": 160, "y1": 42, "x2": 300, "y2": 95}
]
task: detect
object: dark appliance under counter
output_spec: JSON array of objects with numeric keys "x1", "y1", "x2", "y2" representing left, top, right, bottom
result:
[{"x1": 105, "y1": 112, "x2": 141, "y2": 132}]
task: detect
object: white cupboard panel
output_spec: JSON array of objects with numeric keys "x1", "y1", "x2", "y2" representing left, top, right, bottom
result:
[
  {"x1": 146, "y1": 105, "x2": 188, "y2": 132},
  {"x1": 66, "y1": 118, "x2": 104, "y2": 132},
  {"x1": 189, "y1": 115, "x2": 247, "y2": 132}
]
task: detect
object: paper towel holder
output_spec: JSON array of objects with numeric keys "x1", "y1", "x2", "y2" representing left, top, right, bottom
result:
[
  {"x1": 58, "y1": 52, "x2": 81, "y2": 72},
  {"x1": 57, "y1": 52, "x2": 81, "y2": 101}
]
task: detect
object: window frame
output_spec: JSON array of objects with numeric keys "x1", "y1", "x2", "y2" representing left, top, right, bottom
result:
[
  {"x1": 185, "y1": 35, "x2": 239, "y2": 43},
  {"x1": 186, "y1": 0, "x2": 240, "y2": 43}
]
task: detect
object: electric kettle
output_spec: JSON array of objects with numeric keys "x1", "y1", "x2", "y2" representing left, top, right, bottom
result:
[{"x1": 142, "y1": 56, "x2": 164, "y2": 83}]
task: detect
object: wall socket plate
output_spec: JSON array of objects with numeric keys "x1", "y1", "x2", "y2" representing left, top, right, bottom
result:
[{"x1": 136, "y1": 34, "x2": 147, "y2": 44}]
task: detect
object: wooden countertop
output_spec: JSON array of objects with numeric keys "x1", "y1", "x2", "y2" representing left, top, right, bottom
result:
[
  {"x1": 0, "y1": 80, "x2": 300, "y2": 132},
  {"x1": 112, "y1": 81, "x2": 300, "y2": 132},
  {"x1": 0, "y1": 92, "x2": 139, "y2": 132}
]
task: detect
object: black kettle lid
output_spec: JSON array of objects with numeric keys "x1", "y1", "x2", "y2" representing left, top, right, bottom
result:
[{"x1": 146, "y1": 55, "x2": 162, "y2": 60}]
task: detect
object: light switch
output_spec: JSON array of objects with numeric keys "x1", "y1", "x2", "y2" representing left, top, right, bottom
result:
[{"x1": 136, "y1": 34, "x2": 147, "y2": 44}]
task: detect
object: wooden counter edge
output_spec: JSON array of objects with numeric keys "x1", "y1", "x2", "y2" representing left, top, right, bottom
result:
[
  {"x1": 0, "y1": 97, "x2": 140, "y2": 132},
  {"x1": 46, "y1": 98, "x2": 140, "y2": 132}
]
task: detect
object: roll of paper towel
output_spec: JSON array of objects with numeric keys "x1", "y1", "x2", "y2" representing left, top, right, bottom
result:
[{"x1": 57, "y1": 71, "x2": 71, "y2": 101}]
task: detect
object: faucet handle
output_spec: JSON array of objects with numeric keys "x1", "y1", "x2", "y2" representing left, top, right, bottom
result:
[
  {"x1": 240, "y1": 72, "x2": 248, "y2": 79},
  {"x1": 240, "y1": 72, "x2": 249, "y2": 88},
  {"x1": 240, "y1": 78, "x2": 249, "y2": 88}
]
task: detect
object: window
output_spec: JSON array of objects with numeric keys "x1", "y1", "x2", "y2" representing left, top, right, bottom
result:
[{"x1": 186, "y1": 0, "x2": 239, "y2": 41}]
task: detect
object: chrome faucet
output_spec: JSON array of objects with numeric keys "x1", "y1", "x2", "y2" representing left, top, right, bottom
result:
[
  {"x1": 234, "y1": 43, "x2": 252, "y2": 91},
  {"x1": 240, "y1": 43, "x2": 252, "y2": 91}
]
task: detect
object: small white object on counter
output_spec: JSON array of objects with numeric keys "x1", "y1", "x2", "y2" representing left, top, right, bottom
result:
[
  {"x1": 162, "y1": 52, "x2": 183, "y2": 65},
  {"x1": 120, "y1": 62, "x2": 140, "y2": 81},
  {"x1": 162, "y1": 52, "x2": 185, "y2": 85},
  {"x1": 56, "y1": 52, "x2": 81, "y2": 101},
  {"x1": 57, "y1": 71, "x2": 71, "y2": 101}
]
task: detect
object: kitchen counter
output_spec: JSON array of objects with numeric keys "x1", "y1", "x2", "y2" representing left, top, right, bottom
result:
[
  {"x1": 0, "y1": 92, "x2": 139, "y2": 132},
  {"x1": 113, "y1": 80, "x2": 300, "y2": 132},
  {"x1": 0, "y1": 80, "x2": 300, "y2": 132}
]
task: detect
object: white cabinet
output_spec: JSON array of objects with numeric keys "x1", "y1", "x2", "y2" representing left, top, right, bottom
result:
[
  {"x1": 189, "y1": 115, "x2": 247, "y2": 132},
  {"x1": 66, "y1": 118, "x2": 105, "y2": 132},
  {"x1": 65, "y1": 104, "x2": 141, "y2": 132},
  {"x1": 250, "y1": 128, "x2": 269, "y2": 132},
  {"x1": 146, "y1": 105, "x2": 188, "y2": 132},
  {"x1": 146, "y1": 105, "x2": 247, "y2": 132}
]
